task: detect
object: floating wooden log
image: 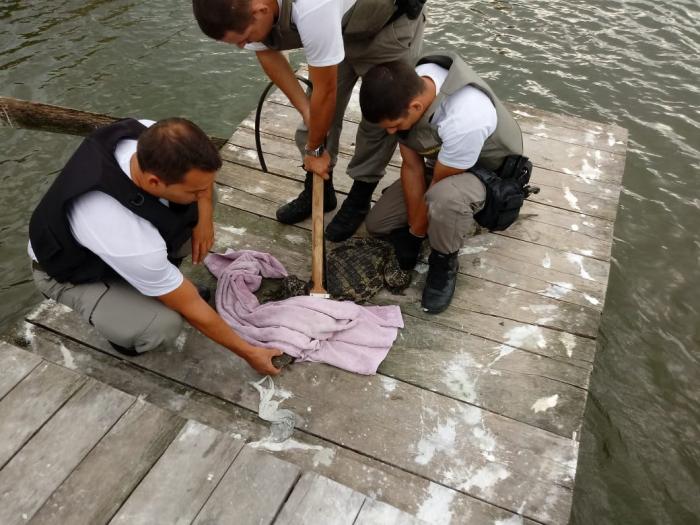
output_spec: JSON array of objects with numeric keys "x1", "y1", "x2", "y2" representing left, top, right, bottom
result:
[{"x1": 0, "y1": 96, "x2": 227, "y2": 149}]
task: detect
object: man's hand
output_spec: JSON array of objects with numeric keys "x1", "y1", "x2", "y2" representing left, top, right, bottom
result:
[
  {"x1": 246, "y1": 345, "x2": 284, "y2": 376},
  {"x1": 303, "y1": 150, "x2": 331, "y2": 179},
  {"x1": 191, "y1": 217, "x2": 214, "y2": 265},
  {"x1": 389, "y1": 226, "x2": 425, "y2": 270}
]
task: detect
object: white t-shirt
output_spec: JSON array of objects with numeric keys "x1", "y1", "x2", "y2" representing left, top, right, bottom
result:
[
  {"x1": 245, "y1": 0, "x2": 356, "y2": 67},
  {"x1": 29, "y1": 120, "x2": 184, "y2": 297},
  {"x1": 415, "y1": 63, "x2": 498, "y2": 170}
]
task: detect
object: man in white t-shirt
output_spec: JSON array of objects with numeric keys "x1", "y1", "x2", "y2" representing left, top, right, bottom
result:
[
  {"x1": 358, "y1": 54, "x2": 524, "y2": 313},
  {"x1": 29, "y1": 118, "x2": 281, "y2": 375},
  {"x1": 192, "y1": 0, "x2": 426, "y2": 241}
]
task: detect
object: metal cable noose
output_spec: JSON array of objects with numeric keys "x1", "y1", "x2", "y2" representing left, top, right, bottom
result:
[{"x1": 254, "y1": 75, "x2": 313, "y2": 172}]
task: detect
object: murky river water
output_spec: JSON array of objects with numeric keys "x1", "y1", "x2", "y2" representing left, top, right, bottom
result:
[{"x1": 1, "y1": 1, "x2": 698, "y2": 522}]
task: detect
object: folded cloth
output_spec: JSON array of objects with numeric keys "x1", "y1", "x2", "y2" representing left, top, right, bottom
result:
[{"x1": 204, "y1": 250, "x2": 404, "y2": 375}]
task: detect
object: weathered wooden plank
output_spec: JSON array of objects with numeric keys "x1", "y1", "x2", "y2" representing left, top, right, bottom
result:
[
  {"x1": 30, "y1": 400, "x2": 184, "y2": 525},
  {"x1": 275, "y1": 471, "x2": 365, "y2": 525},
  {"x1": 385, "y1": 315, "x2": 589, "y2": 438},
  {"x1": 355, "y1": 499, "x2": 425, "y2": 525},
  {"x1": 20, "y1": 323, "x2": 535, "y2": 525},
  {"x1": 193, "y1": 445, "x2": 300, "y2": 525},
  {"x1": 110, "y1": 420, "x2": 244, "y2": 525},
  {"x1": 239, "y1": 101, "x2": 626, "y2": 184},
  {"x1": 0, "y1": 341, "x2": 42, "y2": 400},
  {"x1": 28, "y1": 305, "x2": 577, "y2": 524},
  {"x1": 0, "y1": 380, "x2": 133, "y2": 525},
  {"x1": 223, "y1": 126, "x2": 621, "y2": 221},
  {"x1": 0, "y1": 361, "x2": 85, "y2": 468},
  {"x1": 213, "y1": 189, "x2": 603, "y2": 337},
  {"x1": 266, "y1": 72, "x2": 629, "y2": 155}
]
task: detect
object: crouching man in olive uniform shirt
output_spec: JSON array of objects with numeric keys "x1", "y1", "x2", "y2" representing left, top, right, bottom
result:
[
  {"x1": 359, "y1": 52, "x2": 524, "y2": 313},
  {"x1": 28, "y1": 117, "x2": 281, "y2": 375}
]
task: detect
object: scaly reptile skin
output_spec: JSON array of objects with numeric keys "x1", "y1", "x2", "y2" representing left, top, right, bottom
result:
[{"x1": 258, "y1": 237, "x2": 412, "y2": 304}]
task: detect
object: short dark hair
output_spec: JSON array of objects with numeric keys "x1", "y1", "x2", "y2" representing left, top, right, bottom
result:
[
  {"x1": 192, "y1": 0, "x2": 253, "y2": 40},
  {"x1": 137, "y1": 118, "x2": 222, "y2": 184},
  {"x1": 360, "y1": 61, "x2": 425, "y2": 123}
]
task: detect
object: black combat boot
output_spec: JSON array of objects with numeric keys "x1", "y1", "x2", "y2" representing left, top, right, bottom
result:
[
  {"x1": 325, "y1": 180, "x2": 378, "y2": 242},
  {"x1": 276, "y1": 171, "x2": 337, "y2": 224},
  {"x1": 421, "y1": 249, "x2": 460, "y2": 314}
]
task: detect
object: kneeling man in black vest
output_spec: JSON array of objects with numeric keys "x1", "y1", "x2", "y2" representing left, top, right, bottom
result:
[
  {"x1": 28, "y1": 118, "x2": 281, "y2": 375},
  {"x1": 359, "y1": 52, "x2": 524, "y2": 313}
]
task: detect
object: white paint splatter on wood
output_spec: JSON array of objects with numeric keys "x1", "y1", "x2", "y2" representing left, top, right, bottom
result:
[
  {"x1": 380, "y1": 376, "x2": 397, "y2": 393},
  {"x1": 416, "y1": 484, "x2": 455, "y2": 524},
  {"x1": 560, "y1": 332, "x2": 577, "y2": 358},
  {"x1": 563, "y1": 187, "x2": 580, "y2": 211},
  {"x1": 220, "y1": 225, "x2": 247, "y2": 236},
  {"x1": 531, "y1": 394, "x2": 560, "y2": 413},
  {"x1": 285, "y1": 234, "x2": 305, "y2": 245},
  {"x1": 414, "y1": 419, "x2": 457, "y2": 465},
  {"x1": 462, "y1": 463, "x2": 511, "y2": 494},
  {"x1": 583, "y1": 294, "x2": 600, "y2": 306},
  {"x1": 504, "y1": 325, "x2": 547, "y2": 350},
  {"x1": 59, "y1": 343, "x2": 76, "y2": 370},
  {"x1": 173, "y1": 331, "x2": 188, "y2": 352},
  {"x1": 566, "y1": 253, "x2": 593, "y2": 280}
]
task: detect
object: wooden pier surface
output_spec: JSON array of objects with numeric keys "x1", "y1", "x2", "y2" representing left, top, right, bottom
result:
[
  {"x1": 6, "y1": 78, "x2": 627, "y2": 524},
  {"x1": 0, "y1": 342, "x2": 419, "y2": 524}
]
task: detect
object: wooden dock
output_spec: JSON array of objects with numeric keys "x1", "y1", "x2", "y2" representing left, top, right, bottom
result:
[
  {"x1": 0, "y1": 342, "x2": 420, "y2": 524},
  {"x1": 5, "y1": 76, "x2": 627, "y2": 524}
]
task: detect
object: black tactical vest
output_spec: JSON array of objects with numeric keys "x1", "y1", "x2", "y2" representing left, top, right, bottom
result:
[
  {"x1": 397, "y1": 52, "x2": 523, "y2": 171},
  {"x1": 29, "y1": 119, "x2": 198, "y2": 283},
  {"x1": 263, "y1": 0, "x2": 397, "y2": 51}
]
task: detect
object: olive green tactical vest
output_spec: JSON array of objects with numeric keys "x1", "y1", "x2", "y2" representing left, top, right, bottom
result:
[
  {"x1": 398, "y1": 52, "x2": 523, "y2": 171},
  {"x1": 263, "y1": 0, "x2": 397, "y2": 51}
]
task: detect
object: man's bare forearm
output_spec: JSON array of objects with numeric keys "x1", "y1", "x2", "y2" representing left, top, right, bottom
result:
[
  {"x1": 256, "y1": 50, "x2": 310, "y2": 122},
  {"x1": 197, "y1": 183, "x2": 214, "y2": 222},
  {"x1": 400, "y1": 148, "x2": 429, "y2": 236},
  {"x1": 306, "y1": 65, "x2": 337, "y2": 148},
  {"x1": 160, "y1": 279, "x2": 254, "y2": 360}
]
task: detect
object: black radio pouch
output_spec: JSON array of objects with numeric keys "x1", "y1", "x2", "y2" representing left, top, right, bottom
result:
[{"x1": 472, "y1": 155, "x2": 539, "y2": 231}]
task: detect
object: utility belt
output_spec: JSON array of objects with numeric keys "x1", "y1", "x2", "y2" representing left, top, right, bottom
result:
[{"x1": 471, "y1": 155, "x2": 539, "y2": 232}]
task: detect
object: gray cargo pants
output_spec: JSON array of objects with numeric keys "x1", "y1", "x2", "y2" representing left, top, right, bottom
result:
[
  {"x1": 365, "y1": 171, "x2": 487, "y2": 254},
  {"x1": 294, "y1": 12, "x2": 426, "y2": 183},
  {"x1": 30, "y1": 233, "x2": 202, "y2": 354}
]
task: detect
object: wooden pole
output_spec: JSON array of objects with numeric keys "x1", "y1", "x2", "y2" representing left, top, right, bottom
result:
[
  {"x1": 0, "y1": 96, "x2": 227, "y2": 149},
  {"x1": 309, "y1": 172, "x2": 329, "y2": 297}
]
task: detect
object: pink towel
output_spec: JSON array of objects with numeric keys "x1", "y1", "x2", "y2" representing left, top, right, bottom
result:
[{"x1": 204, "y1": 250, "x2": 404, "y2": 375}]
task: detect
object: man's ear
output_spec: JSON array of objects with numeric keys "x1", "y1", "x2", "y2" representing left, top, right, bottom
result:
[
  {"x1": 408, "y1": 99, "x2": 424, "y2": 114},
  {"x1": 251, "y1": 0, "x2": 269, "y2": 16},
  {"x1": 144, "y1": 173, "x2": 166, "y2": 192}
]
